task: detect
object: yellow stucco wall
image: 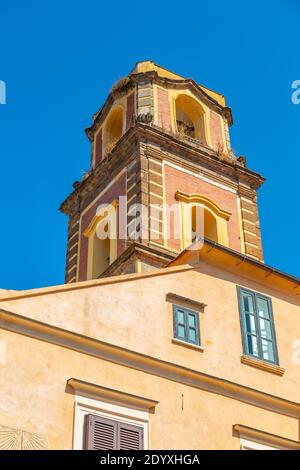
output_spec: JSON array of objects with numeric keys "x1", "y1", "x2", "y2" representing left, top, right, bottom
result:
[
  {"x1": 0, "y1": 260, "x2": 299, "y2": 449},
  {"x1": 0, "y1": 328, "x2": 297, "y2": 450}
]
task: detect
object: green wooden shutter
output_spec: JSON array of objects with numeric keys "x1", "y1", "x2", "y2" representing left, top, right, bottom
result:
[{"x1": 173, "y1": 304, "x2": 200, "y2": 345}]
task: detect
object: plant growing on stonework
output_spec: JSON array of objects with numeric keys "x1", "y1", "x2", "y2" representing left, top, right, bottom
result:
[
  {"x1": 175, "y1": 122, "x2": 189, "y2": 140},
  {"x1": 216, "y1": 142, "x2": 234, "y2": 161},
  {"x1": 105, "y1": 138, "x2": 118, "y2": 156},
  {"x1": 110, "y1": 76, "x2": 132, "y2": 95}
]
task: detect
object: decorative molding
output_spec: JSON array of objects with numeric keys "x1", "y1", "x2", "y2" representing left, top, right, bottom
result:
[
  {"x1": 1, "y1": 307, "x2": 300, "y2": 419},
  {"x1": 135, "y1": 112, "x2": 153, "y2": 124},
  {"x1": 241, "y1": 355, "x2": 285, "y2": 376},
  {"x1": 0, "y1": 425, "x2": 47, "y2": 450},
  {"x1": 171, "y1": 338, "x2": 205, "y2": 352},
  {"x1": 60, "y1": 124, "x2": 265, "y2": 215},
  {"x1": 166, "y1": 292, "x2": 207, "y2": 311},
  {"x1": 233, "y1": 424, "x2": 300, "y2": 450},
  {"x1": 175, "y1": 191, "x2": 231, "y2": 220},
  {"x1": 67, "y1": 378, "x2": 159, "y2": 413}
]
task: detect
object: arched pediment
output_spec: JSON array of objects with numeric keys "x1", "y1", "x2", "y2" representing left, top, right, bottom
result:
[{"x1": 175, "y1": 191, "x2": 231, "y2": 221}]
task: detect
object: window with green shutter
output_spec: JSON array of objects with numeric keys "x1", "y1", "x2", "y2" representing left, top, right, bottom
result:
[
  {"x1": 237, "y1": 287, "x2": 279, "y2": 365},
  {"x1": 173, "y1": 304, "x2": 200, "y2": 346}
]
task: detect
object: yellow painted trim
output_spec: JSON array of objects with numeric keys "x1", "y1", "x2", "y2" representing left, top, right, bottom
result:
[
  {"x1": 84, "y1": 200, "x2": 119, "y2": 280},
  {"x1": 135, "y1": 260, "x2": 142, "y2": 273},
  {"x1": 175, "y1": 191, "x2": 231, "y2": 220},
  {"x1": 0, "y1": 241, "x2": 299, "y2": 302},
  {"x1": 83, "y1": 200, "x2": 119, "y2": 238}
]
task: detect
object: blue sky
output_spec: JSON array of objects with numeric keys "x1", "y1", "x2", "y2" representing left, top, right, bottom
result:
[{"x1": 0, "y1": 0, "x2": 299, "y2": 290}]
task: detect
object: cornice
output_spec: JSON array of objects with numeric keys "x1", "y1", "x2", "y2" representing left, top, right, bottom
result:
[
  {"x1": 85, "y1": 69, "x2": 233, "y2": 141},
  {"x1": 233, "y1": 424, "x2": 300, "y2": 450},
  {"x1": 130, "y1": 70, "x2": 232, "y2": 125},
  {"x1": 60, "y1": 124, "x2": 265, "y2": 216},
  {"x1": 138, "y1": 124, "x2": 265, "y2": 189},
  {"x1": 0, "y1": 307, "x2": 299, "y2": 420},
  {"x1": 175, "y1": 191, "x2": 232, "y2": 220},
  {"x1": 86, "y1": 81, "x2": 136, "y2": 140},
  {"x1": 67, "y1": 378, "x2": 159, "y2": 412},
  {"x1": 165, "y1": 292, "x2": 207, "y2": 311},
  {"x1": 153, "y1": 73, "x2": 233, "y2": 125},
  {"x1": 100, "y1": 242, "x2": 176, "y2": 279}
]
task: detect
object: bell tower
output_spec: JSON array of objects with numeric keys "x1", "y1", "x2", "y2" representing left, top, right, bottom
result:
[{"x1": 60, "y1": 61, "x2": 265, "y2": 283}]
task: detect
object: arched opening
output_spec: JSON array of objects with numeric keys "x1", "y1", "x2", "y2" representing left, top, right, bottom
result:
[
  {"x1": 191, "y1": 205, "x2": 218, "y2": 243},
  {"x1": 84, "y1": 203, "x2": 118, "y2": 280},
  {"x1": 175, "y1": 95, "x2": 206, "y2": 144},
  {"x1": 90, "y1": 223, "x2": 111, "y2": 278},
  {"x1": 103, "y1": 106, "x2": 124, "y2": 154}
]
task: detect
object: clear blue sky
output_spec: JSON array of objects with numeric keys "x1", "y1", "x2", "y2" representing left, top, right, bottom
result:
[{"x1": 0, "y1": 0, "x2": 299, "y2": 290}]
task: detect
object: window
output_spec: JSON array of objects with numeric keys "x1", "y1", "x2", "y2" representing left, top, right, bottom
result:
[
  {"x1": 103, "y1": 106, "x2": 124, "y2": 155},
  {"x1": 85, "y1": 414, "x2": 143, "y2": 450},
  {"x1": 175, "y1": 192, "x2": 230, "y2": 250},
  {"x1": 83, "y1": 202, "x2": 118, "y2": 280},
  {"x1": 173, "y1": 304, "x2": 200, "y2": 345},
  {"x1": 73, "y1": 394, "x2": 149, "y2": 450},
  {"x1": 237, "y1": 287, "x2": 279, "y2": 364}
]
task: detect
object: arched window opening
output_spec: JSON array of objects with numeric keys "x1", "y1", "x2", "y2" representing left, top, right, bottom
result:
[
  {"x1": 84, "y1": 203, "x2": 118, "y2": 280},
  {"x1": 191, "y1": 205, "x2": 218, "y2": 243},
  {"x1": 104, "y1": 106, "x2": 124, "y2": 154},
  {"x1": 175, "y1": 95, "x2": 206, "y2": 144}
]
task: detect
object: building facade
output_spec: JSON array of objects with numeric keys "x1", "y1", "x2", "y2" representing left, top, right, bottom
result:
[{"x1": 0, "y1": 62, "x2": 299, "y2": 450}]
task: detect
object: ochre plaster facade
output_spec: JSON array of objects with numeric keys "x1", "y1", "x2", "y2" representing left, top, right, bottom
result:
[{"x1": 0, "y1": 62, "x2": 299, "y2": 451}]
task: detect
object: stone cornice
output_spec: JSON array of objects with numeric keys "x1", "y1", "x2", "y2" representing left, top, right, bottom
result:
[
  {"x1": 85, "y1": 69, "x2": 233, "y2": 142},
  {"x1": 151, "y1": 73, "x2": 233, "y2": 125},
  {"x1": 233, "y1": 424, "x2": 300, "y2": 450},
  {"x1": 67, "y1": 378, "x2": 159, "y2": 412},
  {"x1": 60, "y1": 124, "x2": 265, "y2": 216},
  {"x1": 0, "y1": 307, "x2": 299, "y2": 420},
  {"x1": 86, "y1": 81, "x2": 136, "y2": 140},
  {"x1": 100, "y1": 242, "x2": 176, "y2": 279},
  {"x1": 0, "y1": 240, "x2": 299, "y2": 300},
  {"x1": 166, "y1": 292, "x2": 207, "y2": 311}
]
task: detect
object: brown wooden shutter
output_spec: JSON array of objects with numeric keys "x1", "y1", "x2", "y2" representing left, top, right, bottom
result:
[
  {"x1": 85, "y1": 414, "x2": 117, "y2": 450},
  {"x1": 118, "y1": 422, "x2": 144, "y2": 450},
  {"x1": 85, "y1": 414, "x2": 144, "y2": 450}
]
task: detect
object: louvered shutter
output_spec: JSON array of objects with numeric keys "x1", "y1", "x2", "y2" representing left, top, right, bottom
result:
[
  {"x1": 118, "y1": 422, "x2": 144, "y2": 450},
  {"x1": 85, "y1": 414, "x2": 117, "y2": 450}
]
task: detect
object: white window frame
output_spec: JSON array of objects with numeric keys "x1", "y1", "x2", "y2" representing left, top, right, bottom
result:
[{"x1": 73, "y1": 394, "x2": 149, "y2": 450}]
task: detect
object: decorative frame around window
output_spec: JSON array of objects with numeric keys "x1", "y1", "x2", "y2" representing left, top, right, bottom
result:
[
  {"x1": 237, "y1": 287, "x2": 279, "y2": 365},
  {"x1": 173, "y1": 304, "x2": 200, "y2": 346}
]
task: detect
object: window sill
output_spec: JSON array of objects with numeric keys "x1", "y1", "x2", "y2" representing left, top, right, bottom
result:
[
  {"x1": 240, "y1": 355, "x2": 285, "y2": 376},
  {"x1": 172, "y1": 338, "x2": 205, "y2": 352}
]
